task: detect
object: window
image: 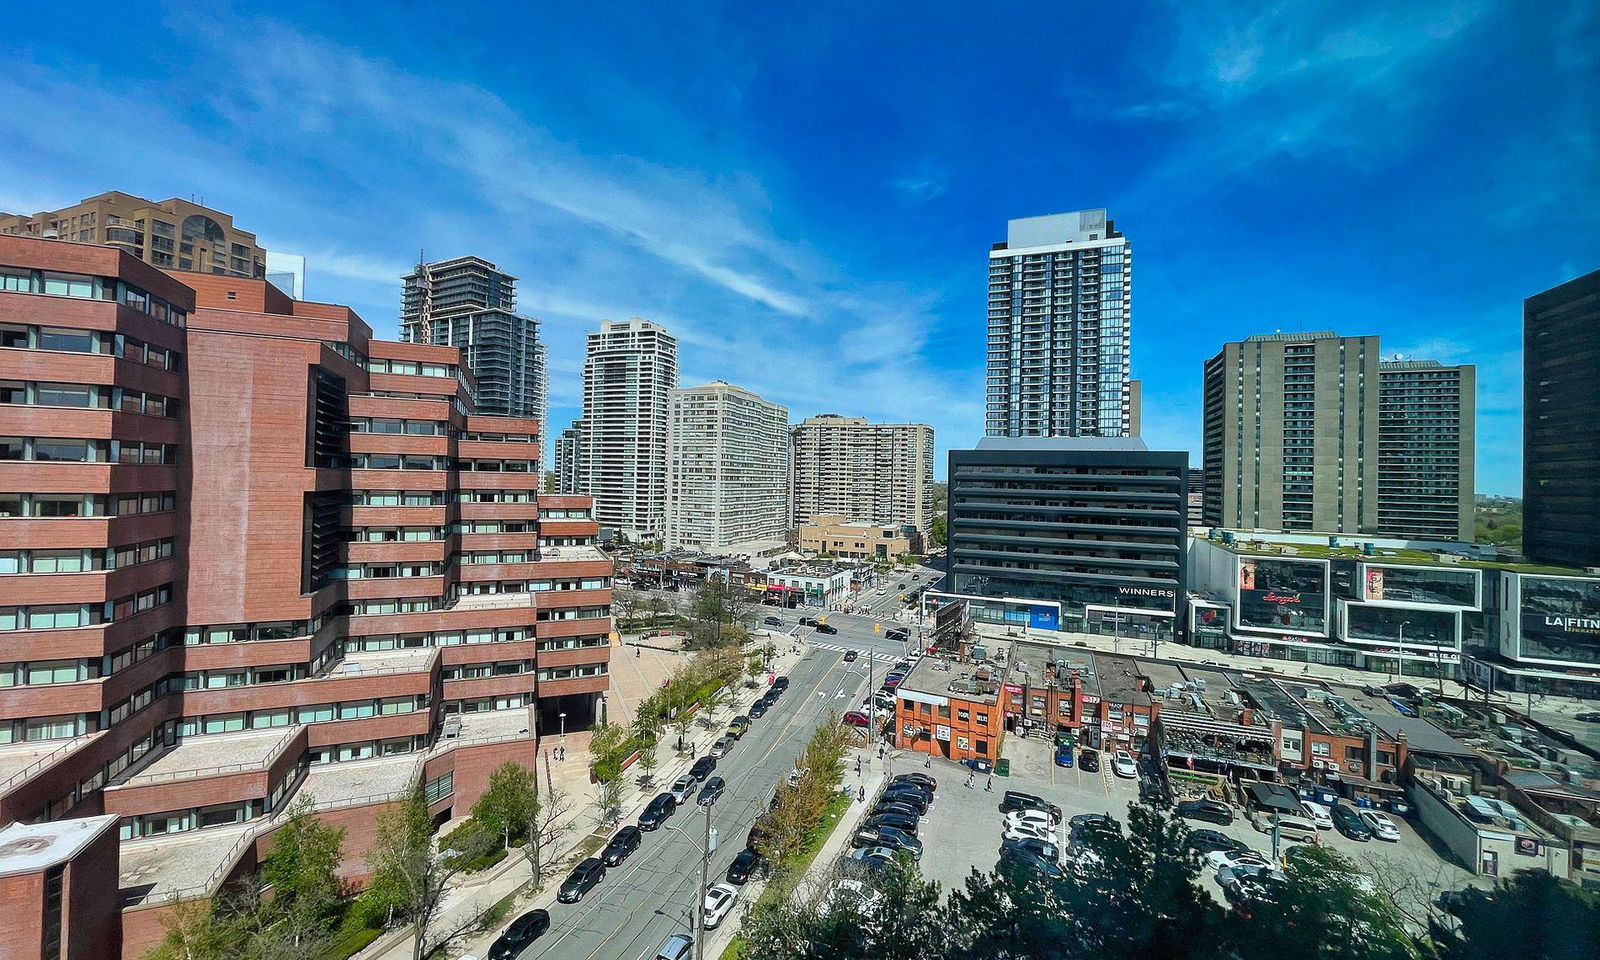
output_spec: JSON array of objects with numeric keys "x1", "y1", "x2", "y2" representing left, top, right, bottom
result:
[{"x1": 37, "y1": 328, "x2": 96, "y2": 352}]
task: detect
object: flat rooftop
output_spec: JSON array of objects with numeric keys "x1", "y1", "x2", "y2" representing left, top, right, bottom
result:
[
  {"x1": 120, "y1": 822, "x2": 255, "y2": 906},
  {"x1": 0, "y1": 738, "x2": 87, "y2": 793},
  {"x1": 323, "y1": 646, "x2": 438, "y2": 676},
  {"x1": 121, "y1": 728, "x2": 294, "y2": 785},
  {"x1": 897, "y1": 655, "x2": 1001, "y2": 705},
  {"x1": 431, "y1": 706, "x2": 535, "y2": 752},
  {"x1": 1093, "y1": 654, "x2": 1152, "y2": 706},
  {"x1": 537, "y1": 544, "x2": 611, "y2": 564},
  {"x1": 1008, "y1": 640, "x2": 1098, "y2": 696},
  {"x1": 452, "y1": 592, "x2": 537, "y2": 611},
  {"x1": 297, "y1": 755, "x2": 422, "y2": 809},
  {"x1": 1207, "y1": 536, "x2": 1582, "y2": 577}
]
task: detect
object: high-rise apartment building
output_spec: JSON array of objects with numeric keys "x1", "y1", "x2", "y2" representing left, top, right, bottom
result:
[
  {"x1": 1203, "y1": 332, "x2": 1381, "y2": 534},
  {"x1": 401, "y1": 256, "x2": 548, "y2": 431},
  {"x1": 555, "y1": 419, "x2": 587, "y2": 495},
  {"x1": 0, "y1": 236, "x2": 611, "y2": 955},
  {"x1": 1524, "y1": 270, "x2": 1600, "y2": 569},
  {"x1": 986, "y1": 209, "x2": 1132, "y2": 438},
  {"x1": 1378, "y1": 360, "x2": 1476, "y2": 541},
  {"x1": 664, "y1": 382, "x2": 790, "y2": 551},
  {"x1": 0, "y1": 190, "x2": 265, "y2": 278},
  {"x1": 1204, "y1": 332, "x2": 1476, "y2": 540},
  {"x1": 789, "y1": 414, "x2": 935, "y2": 535},
  {"x1": 579, "y1": 319, "x2": 679, "y2": 541}
]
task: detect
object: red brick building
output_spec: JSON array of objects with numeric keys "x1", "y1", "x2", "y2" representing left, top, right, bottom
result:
[{"x1": 0, "y1": 236, "x2": 611, "y2": 957}]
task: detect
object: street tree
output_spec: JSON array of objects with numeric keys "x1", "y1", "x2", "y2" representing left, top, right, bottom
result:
[
  {"x1": 523, "y1": 754, "x2": 573, "y2": 889},
  {"x1": 1231, "y1": 844, "x2": 1418, "y2": 960},
  {"x1": 470, "y1": 761, "x2": 538, "y2": 848},
  {"x1": 259, "y1": 796, "x2": 345, "y2": 936},
  {"x1": 1432, "y1": 868, "x2": 1600, "y2": 960},
  {"x1": 365, "y1": 785, "x2": 497, "y2": 960}
]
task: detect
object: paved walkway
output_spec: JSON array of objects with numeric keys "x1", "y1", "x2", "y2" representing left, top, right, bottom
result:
[{"x1": 358, "y1": 635, "x2": 810, "y2": 960}]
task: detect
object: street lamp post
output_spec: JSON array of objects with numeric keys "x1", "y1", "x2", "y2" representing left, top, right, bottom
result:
[
  {"x1": 1395, "y1": 622, "x2": 1409, "y2": 682},
  {"x1": 559, "y1": 711, "x2": 567, "y2": 741},
  {"x1": 695, "y1": 799, "x2": 713, "y2": 960}
]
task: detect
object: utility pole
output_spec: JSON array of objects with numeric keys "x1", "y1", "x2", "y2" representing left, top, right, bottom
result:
[{"x1": 694, "y1": 801, "x2": 712, "y2": 960}]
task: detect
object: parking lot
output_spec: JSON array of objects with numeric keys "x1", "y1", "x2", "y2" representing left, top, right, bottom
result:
[{"x1": 890, "y1": 732, "x2": 1477, "y2": 913}]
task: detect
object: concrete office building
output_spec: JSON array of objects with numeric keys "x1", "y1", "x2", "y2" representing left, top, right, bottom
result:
[
  {"x1": 798, "y1": 515, "x2": 920, "y2": 561},
  {"x1": 1378, "y1": 360, "x2": 1476, "y2": 541},
  {"x1": 664, "y1": 381, "x2": 790, "y2": 551},
  {"x1": 401, "y1": 256, "x2": 548, "y2": 430},
  {"x1": 555, "y1": 419, "x2": 587, "y2": 495},
  {"x1": 789, "y1": 414, "x2": 935, "y2": 535},
  {"x1": 986, "y1": 209, "x2": 1133, "y2": 438},
  {"x1": 1524, "y1": 270, "x2": 1600, "y2": 569},
  {"x1": 1187, "y1": 467, "x2": 1205, "y2": 527},
  {"x1": 1, "y1": 190, "x2": 266, "y2": 278},
  {"x1": 0, "y1": 235, "x2": 611, "y2": 956},
  {"x1": 946, "y1": 438, "x2": 1188, "y2": 643},
  {"x1": 579, "y1": 319, "x2": 679, "y2": 541}
]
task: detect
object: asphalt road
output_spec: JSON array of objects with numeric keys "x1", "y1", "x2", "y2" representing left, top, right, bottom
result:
[{"x1": 523, "y1": 644, "x2": 867, "y2": 960}]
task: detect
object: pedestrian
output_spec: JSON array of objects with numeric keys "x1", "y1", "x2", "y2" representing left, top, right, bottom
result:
[
  {"x1": 856, "y1": 757, "x2": 863, "y2": 775},
  {"x1": 858, "y1": 785, "x2": 866, "y2": 802},
  {"x1": 878, "y1": 744, "x2": 885, "y2": 759},
  {"x1": 690, "y1": 742, "x2": 697, "y2": 758},
  {"x1": 986, "y1": 774, "x2": 994, "y2": 791},
  {"x1": 924, "y1": 754, "x2": 931, "y2": 769}
]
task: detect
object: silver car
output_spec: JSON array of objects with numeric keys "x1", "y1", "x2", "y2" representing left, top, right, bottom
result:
[
  {"x1": 710, "y1": 737, "x2": 732, "y2": 759},
  {"x1": 669, "y1": 775, "x2": 696, "y2": 805}
]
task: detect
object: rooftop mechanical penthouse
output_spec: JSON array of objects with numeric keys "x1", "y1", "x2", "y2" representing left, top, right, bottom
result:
[{"x1": 0, "y1": 235, "x2": 612, "y2": 959}]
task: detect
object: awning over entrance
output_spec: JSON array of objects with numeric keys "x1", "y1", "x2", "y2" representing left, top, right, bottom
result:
[{"x1": 1247, "y1": 780, "x2": 1302, "y2": 813}]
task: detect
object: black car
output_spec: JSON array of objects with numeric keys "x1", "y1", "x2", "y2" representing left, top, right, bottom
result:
[
  {"x1": 886, "y1": 629, "x2": 910, "y2": 643},
  {"x1": 760, "y1": 690, "x2": 780, "y2": 707},
  {"x1": 864, "y1": 812, "x2": 920, "y2": 836},
  {"x1": 1175, "y1": 799, "x2": 1234, "y2": 826},
  {"x1": 763, "y1": 616, "x2": 784, "y2": 627},
  {"x1": 1079, "y1": 749, "x2": 1100, "y2": 772},
  {"x1": 873, "y1": 799, "x2": 922, "y2": 821},
  {"x1": 891, "y1": 772, "x2": 937, "y2": 793},
  {"x1": 999, "y1": 836, "x2": 1060, "y2": 863},
  {"x1": 1331, "y1": 804, "x2": 1373, "y2": 841},
  {"x1": 689, "y1": 756, "x2": 717, "y2": 781},
  {"x1": 748, "y1": 699, "x2": 769, "y2": 719},
  {"x1": 557, "y1": 858, "x2": 606, "y2": 903},
  {"x1": 488, "y1": 909, "x2": 550, "y2": 959},
  {"x1": 747, "y1": 815, "x2": 774, "y2": 850},
  {"x1": 1000, "y1": 847, "x2": 1065, "y2": 880},
  {"x1": 601, "y1": 826, "x2": 641, "y2": 866},
  {"x1": 1575, "y1": 712, "x2": 1600, "y2": 724},
  {"x1": 1068, "y1": 813, "x2": 1115, "y2": 848},
  {"x1": 855, "y1": 824, "x2": 922, "y2": 857},
  {"x1": 1187, "y1": 828, "x2": 1248, "y2": 856},
  {"x1": 815, "y1": 623, "x2": 838, "y2": 635},
  {"x1": 639, "y1": 793, "x2": 677, "y2": 831},
  {"x1": 880, "y1": 788, "x2": 931, "y2": 814},
  {"x1": 726, "y1": 848, "x2": 771, "y2": 885},
  {"x1": 697, "y1": 776, "x2": 726, "y2": 807},
  {"x1": 771, "y1": 676, "x2": 790, "y2": 692},
  {"x1": 843, "y1": 649, "x2": 858, "y2": 662},
  {"x1": 1001, "y1": 791, "x2": 1063, "y2": 823},
  {"x1": 799, "y1": 617, "x2": 820, "y2": 627}
]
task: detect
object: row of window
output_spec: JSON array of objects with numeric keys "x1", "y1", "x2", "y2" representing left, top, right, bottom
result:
[
  {"x1": 0, "y1": 266, "x2": 188, "y2": 327},
  {"x1": 0, "y1": 538, "x2": 173, "y2": 574},
  {"x1": 350, "y1": 418, "x2": 447, "y2": 436},
  {"x1": 537, "y1": 663, "x2": 608, "y2": 681},
  {"x1": 0, "y1": 490, "x2": 171, "y2": 518},
  {"x1": 347, "y1": 489, "x2": 543, "y2": 506},
  {"x1": 365, "y1": 358, "x2": 459, "y2": 378},
  {"x1": 0, "y1": 584, "x2": 173, "y2": 631},
  {"x1": 442, "y1": 660, "x2": 530, "y2": 680},
  {"x1": 0, "y1": 323, "x2": 180, "y2": 370},
  {"x1": 0, "y1": 381, "x2": 176, "y2": 417},
  {"x1": 0, "y1": 437, "x2": 178, "y2": 465},
  {"x1": 346, "y1": 627, "x2": 530, "y2": 651}
]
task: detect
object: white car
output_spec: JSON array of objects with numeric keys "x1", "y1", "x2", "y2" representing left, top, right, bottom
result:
[
  {"x1": 1204, "y1": 849, "x2": 1273, "y2": 872},
  {"x1": 1003, "y1": 821, "x2": 1056, "y2": 844},
  {"x1": 669, "y1": 775, "x2": 697, "y2": 804},
  {"x1": 1112, "y1": 750, "x2": 1138, "y2": 778},
  {"x1": 1300, "y1": 800, "x2": 1335, "y2": 830},
  {"x1": 702, "y1": 883, "x2": 740, "y2": 929},
  {"x1": 1359, "y1": 810, "x2": 1401, "y2": 842},
  {"x1": 1004, "y1": 809, "x2": 1055, "y2": 831}
]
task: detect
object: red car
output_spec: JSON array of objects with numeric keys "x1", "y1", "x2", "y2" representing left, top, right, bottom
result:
[
  {"x1": 842, "y1": 711, "x2": 871, "y2": 728},
  {"x1": 882, "y1": 674, "x2": 905, "y2": 690}
]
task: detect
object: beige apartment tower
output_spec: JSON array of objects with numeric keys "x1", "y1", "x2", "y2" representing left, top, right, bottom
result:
[
  {"x1": 790, "y1": 414, "x2": 935, "y2": 535},
  {"x1": 665, "y1": 382, "x2": 790, "y2": 551},
  {"x1": 0, "y1": 190, "x2": 266, "y2": 278}
]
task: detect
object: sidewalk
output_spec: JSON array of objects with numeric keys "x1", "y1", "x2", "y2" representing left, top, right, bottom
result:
[{"x1": 361, "y1": 634, "x2": 810, "y2": 960}]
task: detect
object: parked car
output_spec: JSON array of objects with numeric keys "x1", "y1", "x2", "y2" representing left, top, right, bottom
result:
[
  {"x1": 651, "y1": 933, "x2": 694, "y2": 960},
  {"x1": 726, "y1": 848, "x2": 771, "y2": 885},
  {"x1": 864, "y1": 811, "x2": 920, "y2": 836},
  {"x1": 487, "y1": 909, "x2": 550, "y2": 960},
  {"x1": 882, "y1": 675, "x2": 905, "y2": 690},
  {"x1": 710, "y1": 737, "x2": 733, "y2": 759},
  {"x1": 746, "y1": 816, "x2": 774, "y2": 851},
  {"x1": 799, "y1": 617, "x2": 820, "y2": 627},
  {"x1": 762, "y1": 616, "x2": 784, "y2": 627},
  {"x1": 697, "y1": 776, "x2": 727, "y2": 807},
  {"x1": 1000, "y1": 847, "x2": 1065, "y2": 880},
  {"x1": 689, "y1": 756, "x2": 717, "y2": 781},
  {"x1": 1187, "y1": 828, "x2": 1248, "y2": 856},
  {"x1": 1359, "y1": 810, "x2": 1402, "y2": 842},
  {"x1": 1300, "y1": 800, "x2": 1335, "y2": 830},
  {"x1": 963, "y1": 757, "x2": 994, "y2": 774},
  {"x1": 727, "y1": 716, "x2": 749, "y2": 738},
  {"x1": 1217, "y1": 861, "x2": 1287, "y2": 889},
  {"x1": 702, "y1": 883, "x2": 740, "y2": 929},
  {"x1": 760, "y1": 690, "x2": 780, "y2": 708},
  {"x1": 1055, "y1": 743, "x2": 1075, "y2": 767},
  {"x1": 999, "y1": 836, "x2": 1060, "y2": 863},
  {"x1": 1003, "y1": 821, "x2": 1056, "y2": 844},
  {"x1": 880, "y1": 789, "x2": 930, "y2": 815},
  {"x1": 1204, "y1": 848, "x2": 1272, "y2": 872},
  {"x1": 1112, "y1": 750, "x2": 1138, "y2": 778},
  {"x1": 1068, "y1": 814, "x2": 1115, "y2": 848},
  {"x1": 771, "y1": 675, "x2": 790, "y2": 692},
  {"x1": 842, "y1": 649, "x2": 858, "y2": 661},
  {"x1": 1001, "y1": 791, "x2": 1063, "y2": 823},
  {"x1": 668, "y1": 775, "x2": 697, "y2": 805},
  {"x1": 1331, "y1": 804, "x2": 1373, "y2": 841},
  {"x1": 557, "y1": 858, "x2": 607, "y2": 903},
  {"x1": 1005, "y1": 809, "x2": 1055, "y2": 831},
  {"x1": 873, "y1": 799, "x2": 922, "y2": 821},
  {"x1": 1175, "y1": 799, "x2": 1234, "y2": 826},
  {"x1": 1079, "y1": 749, "x2": 1100, "y2": 772},
  {"x1": 1254, "y1": 812, "x2": 1319, "y2": 844},
  {"x1": 891, "y1": 772, "x2": 937, "y2": 793},
  {"x1": 821, "y1": 878, "x2": 883, "y2": 912},
  {"x1": 856, "y1": 824, "x2": 922, "y2": 858},
  {"x1": 842, "y1": 710, "x2": 871, "y2": 728},
  {"x1": 815, "y1": 623, "x2": 839, "y2": 635},
  {"x1": 748, "y1": 699, "x2": 769, "y2": 719},
  {"x1": 639, "y1": 793, "x2": 677, "y2": 831},
  {"x1": 848, "y1": 846, "x2": 900, "y2": 872},
  {"x1": 601, "y1": 826, "x2": 641, "y2": 866},
  {"x1": 1574, "y1": 712, "x2": 1600, "y2": 723}
]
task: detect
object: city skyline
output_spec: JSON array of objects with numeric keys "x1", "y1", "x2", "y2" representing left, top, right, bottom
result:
[{"x1": 2, "y1": 3, "x2": 1596, "y2": 494}]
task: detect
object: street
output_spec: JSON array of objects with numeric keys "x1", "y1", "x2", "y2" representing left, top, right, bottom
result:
[{"x1": 521, "y1": 642, "x2": 868, "y2": 960}]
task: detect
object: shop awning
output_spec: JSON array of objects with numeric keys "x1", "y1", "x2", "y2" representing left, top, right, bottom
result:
[{"x1": 1247, "y1": 781, "x2": 1302, "y2": 813}]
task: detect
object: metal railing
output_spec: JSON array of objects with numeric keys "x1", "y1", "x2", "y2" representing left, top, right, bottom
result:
[
  {"x1": 115, "y1": 725, "x2": 301, "y2": 788},
  {"x1": 0, "y1": 736, "x2": 92, "y2": 796}
]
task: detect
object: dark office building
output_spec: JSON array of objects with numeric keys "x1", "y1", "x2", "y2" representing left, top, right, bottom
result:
[
  {"x1": 947, "y1": 438, "x2": 1188, "y2": 642},
  {"x1": 1525, "y1": 269, "x2": 1600, "y2": 569}
]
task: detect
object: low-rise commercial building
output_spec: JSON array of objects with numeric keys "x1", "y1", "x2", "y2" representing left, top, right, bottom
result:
[{"x1": 798, "y1": 514, "x2": 921, "y2": 560}]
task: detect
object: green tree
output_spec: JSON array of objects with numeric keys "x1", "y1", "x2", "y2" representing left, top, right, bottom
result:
[
  {"x1": 364, "y1": 785, "x2": 495, "y2": 960},
  {"x1": 260, "y1": 796, "x2": 345, "y2": 935},
  {"x1": 929, "y1": 514, "x2": 948, "y2": 547},
  {"x1": 470, "y1": 762, "x2": 538, "y2": 848},
  {"x1": 1232, "y1": 844, "x2": 1417, "y2": 960},
  {"x1": 741, "y1": 862, "x2": 946, "y2": 960},
  {"x1": 1433, "y1": 869, "x2": 1600, "y2": 960}
]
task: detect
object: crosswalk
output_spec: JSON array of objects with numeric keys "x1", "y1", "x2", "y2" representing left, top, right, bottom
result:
[{"x1": 809, "y1": 640, "x2": 900, "y2": 664}]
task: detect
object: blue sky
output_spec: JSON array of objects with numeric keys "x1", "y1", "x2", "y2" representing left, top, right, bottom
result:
[{"x1": 3, "y1": 1, "x2": 1596, "y2": 493}]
